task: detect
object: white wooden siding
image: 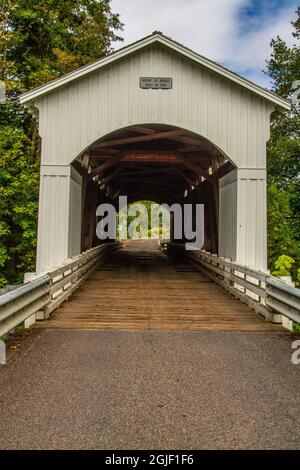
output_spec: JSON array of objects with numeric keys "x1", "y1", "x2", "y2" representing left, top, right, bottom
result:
[
  {"x1": 37, "y1": 166, "x2": 82, "y2": 272},
  {"x1": 219, "y1": 169, "x2": 267, "y2": 269},
  {"x1": 68, "y1": 170, "x2": 82, "y2": 259},
  {"x1": 236, "y1": 171, "x2": 267, "y2": 269},
  {"x1": 36, "y1": 45, "x2": 274, "y2": 168},
  {"x1": 219, "y1": 175, "x2": 237, "y2": 261}
]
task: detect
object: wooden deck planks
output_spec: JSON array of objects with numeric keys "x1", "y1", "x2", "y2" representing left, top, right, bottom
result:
[{"x1": 36, "y1": 241, "x2": 283, "y2": 331}]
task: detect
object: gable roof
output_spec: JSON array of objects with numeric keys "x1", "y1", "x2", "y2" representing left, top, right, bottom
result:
[{"x1": 19, "y1": 31, "x2": 291, "y2": 111}]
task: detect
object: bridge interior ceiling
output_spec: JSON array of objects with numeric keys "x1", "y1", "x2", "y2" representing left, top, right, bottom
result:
[{"x1": 74, "y1": 124, "x2": 235, "y2": 253}]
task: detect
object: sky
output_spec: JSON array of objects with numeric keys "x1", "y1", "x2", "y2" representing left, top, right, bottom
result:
[{"x1": 110, "y1": 0, "x2": 299, "y2": 89}]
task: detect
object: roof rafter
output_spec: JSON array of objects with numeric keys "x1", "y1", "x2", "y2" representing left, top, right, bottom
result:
[
  {"x1": 176, "y1": 153, "x2": 211, "y2": 181},
  {"x1": 129, "y1": 125, "x2": 211, "y2": 148},
  {"x1": 87, "y1": 153, "x2": 123, "y2": 181},
  {"x1": 93, "y1": 130, "x2": 184, "y2": 149}
]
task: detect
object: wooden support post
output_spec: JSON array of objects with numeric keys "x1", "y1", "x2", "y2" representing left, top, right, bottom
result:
[
  {"x1": 210, "y1": 155, "x2": 220, "y2": 253},
  {"x1": 80, "y1": 154, "x2": 90, "y2": 251}
]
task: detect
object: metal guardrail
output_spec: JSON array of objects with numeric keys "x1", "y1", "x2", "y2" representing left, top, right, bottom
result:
[
  {"x1": 167, "y1": 243, "x2": 276, "y2": 322},
  {"x1": 266, "y1": 276, "x2": 300, "y2": 324},
  {"x1": 168, "y1": 243, "x2": 300, "y2": 325},
  {"x1": 0, "y1": 242, "x2": 120, "y2": 337},
  {"x1": 0, "y1": 275, "x2": 51, "y2": 337}
]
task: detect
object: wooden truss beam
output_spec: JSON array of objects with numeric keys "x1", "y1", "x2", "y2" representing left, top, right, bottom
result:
[
  {"x1": 89, "y1": 152, "x2": 182, "y2": 163},
  {"x1": 174, "y1": 167, "x2": 195, "y2": 187},
  {"x1": 73, "y1": 160, "x2": 86, "y2": 177},
  {"x1": 111, "y1": 187, "x2": 124, "y2": 201},
  {"x1": 176, "y1": 153, "x2": 211, "y2": 181},
  {"x1": 89, "y1": 152, "x2": 212, "y2": 169},
  {"x1": 110, "y1": 166, "x2": 189, "y2": 178},
  {"x1": 114, "y1": 176, "x2": 178, "y2": 189},
  {"x1": 129, "y1": 125, "x2": 210, "y2": 149},
  {"x1": 99, "y1": 167, "x2": 123, "y2": 187},
  {"x1": 88, "y1": 153, "x2": 123, "y2": 181},
  {"x1": 93, "y1": 130, "x2": 184, "y2": 149}
]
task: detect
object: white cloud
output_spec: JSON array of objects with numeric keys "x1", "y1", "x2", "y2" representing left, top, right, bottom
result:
[
  {"x1": 111, "y1": 0, "x2": 248, "y2": 59},
  {"x1": 224, "y1": 6, "x2": 298, "y2": 78},
  {"x1": 111, "y1": 0, "x2": 298, "y2": 88}
]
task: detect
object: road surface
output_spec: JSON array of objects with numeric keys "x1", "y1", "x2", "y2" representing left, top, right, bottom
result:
[{"x1": 0, "y1": 328, "x2": 299, "y2": 449}]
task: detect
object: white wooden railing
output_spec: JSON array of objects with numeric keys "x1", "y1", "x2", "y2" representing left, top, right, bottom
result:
[
  {"x1": 167, "y1": 243, "x2": 300, "y2": 324},
  {"x1": 0, "y1": 242, "x2": 120, "y2": 337}
]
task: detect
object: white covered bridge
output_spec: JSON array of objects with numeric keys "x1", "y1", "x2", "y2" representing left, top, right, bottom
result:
[{"x1": 1, "y1": 32, "x2": 299, "y2": 334}]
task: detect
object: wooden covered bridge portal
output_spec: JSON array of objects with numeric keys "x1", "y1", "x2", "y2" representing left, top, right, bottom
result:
[{"x1": 18, "y1": 32, "x2": 291, "y2": 331}]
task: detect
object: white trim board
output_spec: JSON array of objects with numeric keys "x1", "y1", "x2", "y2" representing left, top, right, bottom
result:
[{"x1": 19, "y1": 32, "x2": 290, "y2": 111}]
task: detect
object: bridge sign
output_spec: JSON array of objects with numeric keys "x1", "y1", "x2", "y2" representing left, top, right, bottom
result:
[{"x1": 140, "y1": 77, "x2": 172, "y2": 89}]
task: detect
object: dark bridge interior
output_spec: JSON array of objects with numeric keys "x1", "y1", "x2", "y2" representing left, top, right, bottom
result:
[{"x1": 73, "y1": 124, "x2": 235, "y2": 254}]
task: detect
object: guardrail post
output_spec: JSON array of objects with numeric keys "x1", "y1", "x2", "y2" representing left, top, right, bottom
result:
[{"x1": 24, "y1": 314, "x2": 36, "y2": 329}]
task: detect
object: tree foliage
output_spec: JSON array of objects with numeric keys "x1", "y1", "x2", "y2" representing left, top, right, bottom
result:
[
  {"x1": 266, "y1": 7, "x2": 300, "y2": 279},
  {"x1": 1, "y1": 0, "x2": 123, "y2": 93},
  {"x1": 0, "y1": 0, "x2": 123, "y2": 285},
  {"x1": 0, "y1": 126, "x2": 39, "y2": 286},
  {"x1": 272, "y1": 255, "x2": 295, "y2": 277},
  {"x1": 267, "y1": 7, "x2": 300, "y2": 98}
]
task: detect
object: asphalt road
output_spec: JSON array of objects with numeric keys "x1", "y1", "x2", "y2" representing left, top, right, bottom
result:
[{"x1": 0, "y1": 328, "x2": 299, "y2": 449}]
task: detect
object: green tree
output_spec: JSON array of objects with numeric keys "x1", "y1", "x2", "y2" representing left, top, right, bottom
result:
[
  {"x1": 266, "y1": 7, "x2": 300, "y2": 277},
  {"x1": 1, "y1": 0, "x2": 123, "y2": 92},
  {"x1": 272, "y1": 255, "x2": 295, "y2": 277},
  {"x1": 267, "y1": 6, "x2": 300, "y2": 98},
  {"x1": 267, "y1": 183, "x2": 299, "y2": 267},
  {"x1": 0, "y1": 0, "x2": 123, "y2": 285},
  {"x1": 0, "y1": 126, "x2": 39, "y2": 286}
]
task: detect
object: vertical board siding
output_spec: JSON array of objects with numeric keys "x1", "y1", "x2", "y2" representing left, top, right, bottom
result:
[
  {"x1": 237, "y1": 176, "x2": 267, "y2": 269},
  {"x1": 69, "y1": 176, "x2": 82, "y2": 259},
  {"x1": 36, "y1": 167, "x2": 82, "y2": 272},
  {"x1": 219, "y1": 170, "x2": 267, "y2": 269},
  {"x1": 219, "y1": 179, "x2": 237, "y2": 261},
  {"x1": 35, "y1": 45, "x2": 273, "y2": 168},
  {"x1": 37, "y1": 173, "x2": 70, "y2": 272}
]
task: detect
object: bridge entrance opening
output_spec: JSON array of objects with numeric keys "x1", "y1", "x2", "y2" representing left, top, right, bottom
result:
[{"x1": 77, "y1": 124, "x2": 235, "y2": 255}]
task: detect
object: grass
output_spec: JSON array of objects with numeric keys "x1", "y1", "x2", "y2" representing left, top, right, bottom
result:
[{"x1": 293, "y1": 322, "x2": 300, "y2": 334}]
